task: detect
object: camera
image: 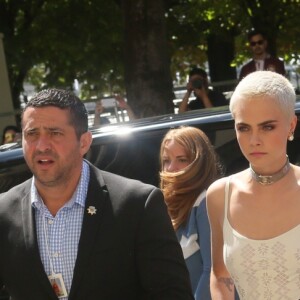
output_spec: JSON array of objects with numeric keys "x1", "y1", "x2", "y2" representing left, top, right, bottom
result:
[{"x1": 191, "y1": 79, "x2": 203, "y2": 89}]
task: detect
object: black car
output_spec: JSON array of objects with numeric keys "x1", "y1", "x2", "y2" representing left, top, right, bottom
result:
[{"x1": 1, "y1": 101, "x2": 300, "y2": 194}]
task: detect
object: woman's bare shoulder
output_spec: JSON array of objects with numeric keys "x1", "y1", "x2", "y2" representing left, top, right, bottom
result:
[
  {"x1": 207, "y1": 170, "x2": 249, "y2": 198},
  {"x1": 292, "y1": 164, "x2": 300, "y2": 176},
  {"x1": 207, "y1": 176, "x2": 227, "y2": 195}
]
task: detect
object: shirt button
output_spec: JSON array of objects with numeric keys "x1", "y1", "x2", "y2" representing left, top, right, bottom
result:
[
  {"x1": 48, "y1": 220, "x2": 54, "y2": 225},
  {"x1": 53, "y1": 252, "x2": 59, "y2": 258}
]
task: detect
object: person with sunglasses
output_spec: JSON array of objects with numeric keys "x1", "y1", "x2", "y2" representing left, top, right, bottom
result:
[
  {"x1": 239, "y1": 30, "x2": 285, "y2": 81},
  {"x1": 1, "y1": 125, "x2": 21, "y2": 145}
]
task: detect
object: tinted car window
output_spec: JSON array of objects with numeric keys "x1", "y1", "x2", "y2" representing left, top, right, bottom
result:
[
  {"x1": 1, "y1": 103, "x2": 300, "y2": 193},
  {"x1": 86, "y1": 117, "x2": 247, "y2": 187}
]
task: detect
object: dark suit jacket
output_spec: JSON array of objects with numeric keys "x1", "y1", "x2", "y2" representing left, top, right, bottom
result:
[
  {"x1": 239, "y1": 56, "x2": 285, "y2": 81},
  {"x1": 0, "y1": 163, "x2": 193, "y2": 300}
]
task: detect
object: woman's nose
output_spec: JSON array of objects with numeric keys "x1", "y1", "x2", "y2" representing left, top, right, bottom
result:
[
  {"x1": 166, "y1": 161, "x2": 179, "y2": 172},
  {"x1": 250, "y1": 131, "x2": 261, "y2": 146}
]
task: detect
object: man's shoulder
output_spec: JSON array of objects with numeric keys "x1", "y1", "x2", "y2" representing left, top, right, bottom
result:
[
  {"x1": 267, "y1": 56, "x2": 283, "y2": 61},
  {"x1": 102, "y1": 169, "x2": 154, "y2": 189},
  {"x1": 0, "y1": 179, "x2": 31, "y2": 196},
  {"x1": 88, "y1": 165, "x2": 163, "y2": 209},
  {"x1": 208, "y1": 89, "x2": 224, "y2": 97},
  {"x1": 266, "y1": 56, "x2": 284, "y2": 64},
  {"x1": 241, "y1": 59, "x2": 254, "y2": 68},
  {"x1": 88, "y1": 162, "x2": 157, "y2": 193},
  {"x1": 0, "y1": 179, "x2": 32, "y2": 206},
  {"x1": 208, "y1": 89, "x2": 227, "y2": 104},
  {"x1": 239, "y1": 59, "x2": 255, "y2": 80},
  {"x1": 265, "y1": 56, "x2": 285, "y2": 74}
]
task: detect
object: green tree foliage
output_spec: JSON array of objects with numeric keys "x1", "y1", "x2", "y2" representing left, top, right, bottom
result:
[
  {"x1": 1, "y1": 0, "x2": 299, "y2": 115},
  {"x1": 167, "y1": 0, "x2": 300, "y2": 84},
  {"x1": 0, "y1": 0, "x2": 123, "y2": 109},
  {"x1": 166, "y1": 0, "x2": 244, "y2": 85}
]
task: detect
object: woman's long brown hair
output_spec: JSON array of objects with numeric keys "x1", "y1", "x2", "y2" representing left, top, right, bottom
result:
[{"x1": 160, "y1": 126, "x2": 222, "y2": 230}]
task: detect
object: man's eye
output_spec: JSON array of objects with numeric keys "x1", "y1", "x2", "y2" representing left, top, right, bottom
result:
[
  {"x1": 236, "y1": 126, "x2": 248, "y2": 132},
  {"x1": 51, "y1": 131, "x2": 62, "y2": 136},
  {"x1": 26, "y1": 131, "x2": 37, "y2": 137}
]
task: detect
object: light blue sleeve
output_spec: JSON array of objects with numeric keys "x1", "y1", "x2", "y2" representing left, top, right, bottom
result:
[{"x1": 194, "y1": 197, "x2": 211, "y2": 300}]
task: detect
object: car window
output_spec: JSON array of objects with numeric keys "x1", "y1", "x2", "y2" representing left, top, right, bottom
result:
[{"x1": 1, "y1": 110, "x2": 300, "y2": 193}]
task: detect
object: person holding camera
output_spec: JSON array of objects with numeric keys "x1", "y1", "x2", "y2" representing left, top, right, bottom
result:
[{"x1": 179, "y1": 67, "x2": 227, "y2": 113}]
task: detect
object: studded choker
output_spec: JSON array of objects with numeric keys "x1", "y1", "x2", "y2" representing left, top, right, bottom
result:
[{"x1": 250, "y1": 156, "x2": 290, "y2": 185}]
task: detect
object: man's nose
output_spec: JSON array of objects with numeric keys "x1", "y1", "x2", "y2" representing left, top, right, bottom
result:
[{"x1": 35, "y1": 135, "x2": 52, "y2": 152}]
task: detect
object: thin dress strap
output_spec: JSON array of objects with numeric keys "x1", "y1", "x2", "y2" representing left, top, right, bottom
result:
[{"x1": 224, "y1": 176, "x2": 231, "y2": 223}]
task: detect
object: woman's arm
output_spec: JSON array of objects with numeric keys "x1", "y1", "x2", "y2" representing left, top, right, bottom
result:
[{"x1": 206, "y1": 179, "x2": 235, "y2": 300}]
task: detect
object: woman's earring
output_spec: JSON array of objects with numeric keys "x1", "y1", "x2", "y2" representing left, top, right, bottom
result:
[{"x1": 288, "y1": 133, "x2": 294, "y2": 141}]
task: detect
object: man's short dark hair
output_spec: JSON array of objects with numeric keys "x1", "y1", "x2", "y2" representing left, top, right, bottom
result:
[
  {"x1": 22, "y1": 89, "x2": 88, "y2": 139},
  {"x1": 189, "y1": 67, "x2": 207, "y2": 78},
  {"x1": 247, "y1": 29, "x2": 267, "y2": 41}
]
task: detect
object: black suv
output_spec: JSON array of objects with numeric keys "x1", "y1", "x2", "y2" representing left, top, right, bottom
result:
[{"x1": 1, "y1": 101, "x2": 300, "y2": 194}]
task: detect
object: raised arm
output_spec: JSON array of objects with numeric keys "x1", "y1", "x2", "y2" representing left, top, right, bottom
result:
[
  {"x1": 93, "y1": 100, "x2": 104, "y2": 126},
  {"x1": 193, "y1": 88, "x2": 213, "y2": 108},
  {"x1": 115, "y1": 95, "x2": 136, "y2": 120},
  {"x1": 206, "y1": 179, "x2": 235, "y2": 300},
  {"x1": 178, "y1": 81, "x2": 193, "y2": 113}
]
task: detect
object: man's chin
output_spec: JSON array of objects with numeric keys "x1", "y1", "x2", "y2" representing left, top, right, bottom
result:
[{"x1": 34, "y1": 175, "x2": 60, "y2": 188}]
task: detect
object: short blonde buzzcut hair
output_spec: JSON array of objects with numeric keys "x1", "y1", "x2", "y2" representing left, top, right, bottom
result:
[{"x1": 230, "y1": 71, "x2": 296, "y2": 120}]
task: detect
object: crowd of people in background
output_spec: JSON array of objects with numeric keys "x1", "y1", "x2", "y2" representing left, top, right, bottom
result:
[{"x1": 90, "y1": 31, "x2": 290, "y2": 124}]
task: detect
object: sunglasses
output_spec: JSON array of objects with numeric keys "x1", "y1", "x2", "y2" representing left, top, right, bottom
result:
[
  {"x1": 250, "y1": 40, "x2": 264, "y2": 47},
  {"x1": 4, "y1": 133, "x2": 16, "y2": 143}
]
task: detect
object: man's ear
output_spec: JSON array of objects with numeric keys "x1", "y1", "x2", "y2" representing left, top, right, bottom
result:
[{"x1": 80, "y1": 131, "x2": 93, "y2": 156}]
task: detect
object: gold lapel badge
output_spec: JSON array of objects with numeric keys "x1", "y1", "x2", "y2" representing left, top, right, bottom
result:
[{"x1": 87, "y1": 206, "x2": 97, "y2": 215}]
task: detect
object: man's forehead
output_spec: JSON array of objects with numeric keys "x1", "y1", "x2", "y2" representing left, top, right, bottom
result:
[
  {"x1": 250, "y1": 34, "x2": 264, "y2": 41},
  {"x1": 22, "y1": 106, "x2": 71, "y2": 126},
  {"x1": 190, "y1": 74, "x2": 205, "y2": 80}
]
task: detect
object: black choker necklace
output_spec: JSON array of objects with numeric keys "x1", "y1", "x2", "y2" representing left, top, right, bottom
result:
[{"x1": 250, "y1": 156, "x2": 290, "y2": 185}]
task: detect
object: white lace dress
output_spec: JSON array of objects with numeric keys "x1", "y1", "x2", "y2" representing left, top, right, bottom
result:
[{"x1": 223, "y1": 178, "x2": 300, "y2": 300}]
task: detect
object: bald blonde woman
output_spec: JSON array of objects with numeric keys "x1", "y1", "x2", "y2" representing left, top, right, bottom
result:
[{"x1": 207, "y1": 71, "x2": 300, "y2": 299}]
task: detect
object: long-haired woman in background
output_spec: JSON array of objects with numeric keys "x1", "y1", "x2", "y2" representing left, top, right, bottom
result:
[{"x1": 160, "y1": 126, "x2": 222, "y2": 299}]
